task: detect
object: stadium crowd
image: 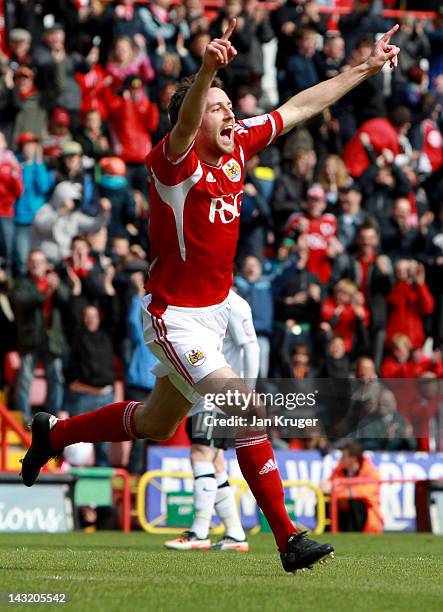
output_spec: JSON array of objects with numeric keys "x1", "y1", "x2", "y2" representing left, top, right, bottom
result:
[{"x1": 0, "y1": 0, "x2": 442, "y2": 466}]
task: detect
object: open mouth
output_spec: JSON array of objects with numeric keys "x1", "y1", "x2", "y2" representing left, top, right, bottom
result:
[{"x1": 220, "y1": 125, "x2": 233, "y2": 144}]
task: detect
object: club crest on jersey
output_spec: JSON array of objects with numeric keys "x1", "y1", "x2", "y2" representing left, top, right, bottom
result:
[
  {"x1": 222, "y1": 159, "x2": 241, "y2": 182},
  {"x1": 185, "y1": 348, "x2": 206, "y2": 367}
]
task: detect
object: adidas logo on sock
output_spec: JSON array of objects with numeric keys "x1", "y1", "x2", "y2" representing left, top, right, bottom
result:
[{"x1": 259, "y1": 459, "x2": 277, "y2": 475}]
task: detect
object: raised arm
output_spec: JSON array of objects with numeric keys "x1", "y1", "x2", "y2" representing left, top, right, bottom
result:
[
  {"x1": 277, "y1": 25, "x2": 400, "y2": 135},
  {"x1": 168, "y1": 19, "x2": 238, "y2": 158}
]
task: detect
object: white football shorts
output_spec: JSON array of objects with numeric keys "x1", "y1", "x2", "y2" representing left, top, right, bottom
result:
[{"x1": 141, "y1": 294, "x2": 231, "y2": 403}]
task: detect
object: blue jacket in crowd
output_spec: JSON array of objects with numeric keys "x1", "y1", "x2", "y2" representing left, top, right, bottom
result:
[
  {"x1": 125, "y1": 295, "x2": 158, "y2": 391},
  {"x1": 235, "y1": 275, "x2": 274, "y2": 337},
  {"x1": 15, "y1": 161, "x2": 54, "y2": 226},
  {"x1": 98, "y1": 174, "x2": 137, "y2": 242}
]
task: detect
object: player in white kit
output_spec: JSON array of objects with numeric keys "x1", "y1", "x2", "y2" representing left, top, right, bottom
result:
[{"x1": 165, "y1": 290, "x2": 260, "y2": 551}]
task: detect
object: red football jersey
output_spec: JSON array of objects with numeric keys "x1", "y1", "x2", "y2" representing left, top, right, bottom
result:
[
  {"x1": 145, "y1": 111, "x2": 283, "y2": 314},
  {"x1": 286, "y1": 213, "x2": 337, "y2": 284}
]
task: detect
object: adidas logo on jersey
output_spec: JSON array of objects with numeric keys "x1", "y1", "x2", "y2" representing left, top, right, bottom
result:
[
  {"x1": 259, "y1": 459, "x2": 277, "y2": 475},
  {"x1": 207, "y1": 172, "x2": 216, "y2": 182}
]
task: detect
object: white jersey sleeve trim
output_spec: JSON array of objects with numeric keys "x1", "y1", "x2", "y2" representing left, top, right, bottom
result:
[
  {"x1": 266, "y1": 113, "x2": 277, "y2": 147},
  {"x1": 239, "y1": 145, "x2": 245, "y2": 166}
]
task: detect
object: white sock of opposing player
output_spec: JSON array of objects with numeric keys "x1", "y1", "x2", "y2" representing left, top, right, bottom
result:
[
  {"x1": 215, "y1": 471, "x2": 246, "y2": 541},
  {"x1": 190, "y1": 462, "x2": 217, "y2": 539}
]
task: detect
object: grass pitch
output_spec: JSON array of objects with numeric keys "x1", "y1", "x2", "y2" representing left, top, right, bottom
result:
[{"x1": 0, "y1": 532, "x2": 441, "y2": 611}]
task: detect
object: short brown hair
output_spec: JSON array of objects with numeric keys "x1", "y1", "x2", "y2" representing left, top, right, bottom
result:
[
  {"x1": 390, "y1": 106, "x2": 412, "y2": 128},
  {"x1": 296, "y1": 27, "x2": 317, "y2": 41},
  {"x1": 291, "y1": 344, "x2": 310, "y2": 357},
  {"x1": 167, "y1": 75, "x2": 224, "y2": 128},
  {"x1": 343, "y1": 442, "x2": 364, "y2": 461}
]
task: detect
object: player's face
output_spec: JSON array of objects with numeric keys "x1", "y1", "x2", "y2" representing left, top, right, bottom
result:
[{"x1": 197, "y1": 88, "x2": 235, "y2": 161}]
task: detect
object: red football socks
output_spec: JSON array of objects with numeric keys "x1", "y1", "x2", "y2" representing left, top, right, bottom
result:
[
  {"x1": 49, "y1": 401, "x2": 142, "y2": 450},
  {"x1": 235, "y1": 435, "x2": 298, "y2": 552}
]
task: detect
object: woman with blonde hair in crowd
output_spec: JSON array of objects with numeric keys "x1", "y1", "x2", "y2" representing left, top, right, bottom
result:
[
  {"x1": 318, "y1": 154, "x2": 350, "y2": 207},
  {"x1": 381, "y1": 333, "x2": 442, "y2": 379},
  {"x1": 105, "y1": 35, "x2": 155, "y2": 92},
  {"x1": 320, "y1": 279, "x2": 370, "y2": 355}
]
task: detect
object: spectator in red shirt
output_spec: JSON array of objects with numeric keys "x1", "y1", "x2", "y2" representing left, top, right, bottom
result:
[
  {"x1": 285, "y1": 183, "x2": 343, "y2": 284},
  {"x1": 334, "y1": 221, "x2": 393, "y2": 369},
  {"x1": 42, "y1": 108, "x2": 73, "y2": 163},
  {"x1": 381, "y1": 334, "x2": 431, "y2": 379},
  {"x1": 343, "y1": 106, "x2": 411, "y2": 177},
  {"x1": 106, "y1": 75, "x2": 159, "y2": 193},
  {"x1": 0, "y1": 131, "x2": 23, "y2": 271},
  {"x1": 76, "y1": 62, "x2": 111, "y2": 122},
  {"x1": 105, "y1": 35, "x2": 155, "y2": 93},
  {"x1": 320, "y1": 279, "x2": 369, "y2": 355},
  {"x1": 409, "y1": 93, "x2": 443, "y2": 173},
  {"x1": 386, "y1": 259, "x2": 434, "y2": 349}
]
